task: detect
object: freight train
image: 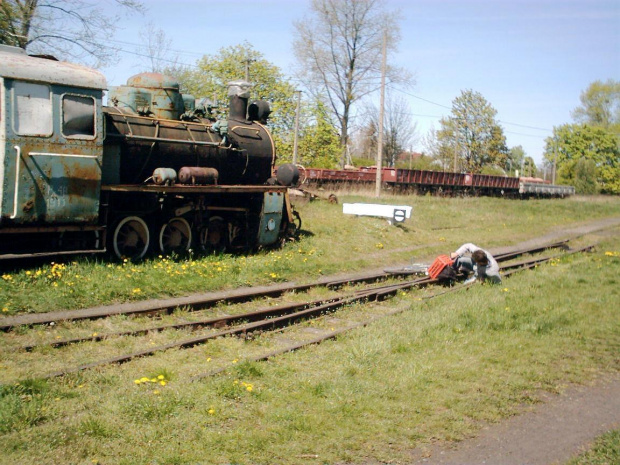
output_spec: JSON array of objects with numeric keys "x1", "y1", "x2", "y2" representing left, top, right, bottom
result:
[
  {"x1": 0, "y1": 45, "x2": 300, "y2": 260},
  {"x1": 303, "y1": 166, "x2": 575, "y2": 198}
]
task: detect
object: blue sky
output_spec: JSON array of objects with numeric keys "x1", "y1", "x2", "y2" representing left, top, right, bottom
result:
[{"x1": 101, "y1": 0, "x2": 620, "y2": 164}]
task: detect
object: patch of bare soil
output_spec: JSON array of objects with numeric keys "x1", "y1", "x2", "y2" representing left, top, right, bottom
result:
[{"x1": 409, "y1": 374, "x2": 620, "y2": 465}]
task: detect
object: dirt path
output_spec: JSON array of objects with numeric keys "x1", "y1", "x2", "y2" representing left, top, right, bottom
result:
[{"x1": 408, "y1": 374, "x2": 620, "y2": 464}]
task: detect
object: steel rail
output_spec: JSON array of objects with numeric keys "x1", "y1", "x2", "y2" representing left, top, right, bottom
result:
[
  {"x1": 0, "y1": 240, "x2": 569, "y2": 332},
  {"x1": 28, "y1": 245, "x2": 593, "y2": 381},
  {"x1": 190, "y1": 244, "x2": 595, "y2": 381},
  {"x1": 19, "y1": 241, "x2": 570, "y2": 349}
]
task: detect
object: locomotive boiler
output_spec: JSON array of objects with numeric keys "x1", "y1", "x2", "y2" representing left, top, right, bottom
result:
[{"x1": 0, "y1": 45, "x2": 300, "y2": 260}]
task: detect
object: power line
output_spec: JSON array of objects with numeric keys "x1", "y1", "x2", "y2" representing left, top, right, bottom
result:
[
  {"x1": 387, "y1": 84, "x2": 452, "y2": 110},
  {"x1": 96, "y1": 37, "x2": 557, "y2": 140}
]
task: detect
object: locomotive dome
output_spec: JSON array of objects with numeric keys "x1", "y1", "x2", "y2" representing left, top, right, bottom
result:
[
  {"x1": 108, "y1": 71, "x2": 186, "y2": 119},
  {"x1": 126, "y1": 72, "x2": 180, "y2": 90}
]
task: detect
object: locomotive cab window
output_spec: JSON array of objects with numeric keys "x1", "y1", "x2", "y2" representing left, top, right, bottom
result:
[
  {"x1": 62, "y1": 94, "x2": 96, "y2": 138},
  {"x1": 12, "y1": 81, "x2": 53, "y2": 136}
]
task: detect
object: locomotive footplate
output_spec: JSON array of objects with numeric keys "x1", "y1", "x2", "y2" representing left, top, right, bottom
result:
[{"x1": 101, "y1": 184, "x2": 290, "y2": 194}]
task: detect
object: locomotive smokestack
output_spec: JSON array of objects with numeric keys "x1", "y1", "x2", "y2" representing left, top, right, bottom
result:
[{"x1": 227, "y1": 80, "x2": 252, "y2": 121}]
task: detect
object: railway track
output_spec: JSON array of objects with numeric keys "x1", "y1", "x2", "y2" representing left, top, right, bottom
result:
[
  {"x1": 0, "y1": 241, "x2": 589, "y2": 383},
  {"x1": 0, "y1": 240, "x2": 569, "y2": 331}
]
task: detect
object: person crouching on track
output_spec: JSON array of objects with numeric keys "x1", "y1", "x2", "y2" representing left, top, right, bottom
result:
[{"x1": 450, "y1": 243, "x2": 501, "y2": 284}]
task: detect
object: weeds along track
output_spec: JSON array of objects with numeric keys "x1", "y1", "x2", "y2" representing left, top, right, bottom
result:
[{"x1": 0, "y1": 241, "x2": 589, "y2": 383}]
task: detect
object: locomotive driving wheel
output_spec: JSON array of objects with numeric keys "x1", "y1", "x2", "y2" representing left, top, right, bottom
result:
[
  {"x1": 158, "y1": 217, "x2": 192, "y2": 254},
  {"x1": 111, "y1": 216, "x2": 150, "y2": 260}
]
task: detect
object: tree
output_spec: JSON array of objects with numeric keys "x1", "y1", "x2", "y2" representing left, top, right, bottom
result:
[
  {"x1": 137, "y1": 22, "x2": 179, "y2": 74},
  {"x1": 293, "y1": 0, "x2": 410, "y2": 167},
  {"x1": 295, "y1": 101, "x2": 341, "y2": 168},
  {"x1": 0, "y1": 0, "x2": 142, "y2": 66},
  {"x1": 360, "y1": 94, "x2": 418, "y2": 167},
  {"x1": 507, "y1": 145, "x2": 526, "y2": 176},
  {"x1": 175, "y1": 43, "x2": 298, "y2": 160},
  {"x1": 521, "y1": 156, "x2": 538, "y2": 178},
  {"x1": 571, "y1": 79, "x2": 620, "y2": 130},
  {"x1": 544, "y1": 124, "x2": 620, "y2": 194},
  {"x1": 175, "y1": 43, "x2": 342, "y2": 167},
  {"x1": 435, "y1": 90, "x2": 508, "y2": 173},
  {"x1": 424, "y1": 126, "x2": 453, "y2": 171}
]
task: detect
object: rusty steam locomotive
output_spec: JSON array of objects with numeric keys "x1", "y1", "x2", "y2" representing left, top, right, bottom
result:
[{"x1": 0, "y1": 45, "x2": 300, "y2": 260}]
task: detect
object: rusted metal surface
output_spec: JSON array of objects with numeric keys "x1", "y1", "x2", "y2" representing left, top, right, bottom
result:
[
  {"x1": 0, "y1": 47, "x2": 295, "y2": 260},
  {"x1": 101, "y1": 184, "x2": 289, "y2": 194},
  {"x1": 0, "y1": 268, "x2": 403, "y2": 330},
  {"x1": 303, "y1": 165, "x2": 572, "y2": 197},
  {"x1": 178, "y1": 166, "x2": 219, "y2": 185},
  {"x1": 1, "y1": 47, "x2": 105, "y2": 228},
  {"x1": 0, "y1": 240, "x2": 571, "y2": 331},
  {"x1": 32, "y1": 245, "x2": 595, "y2": 381}
]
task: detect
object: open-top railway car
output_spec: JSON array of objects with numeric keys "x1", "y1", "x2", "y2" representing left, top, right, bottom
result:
[
  {"x1": 304, "y1": 166, "x2": 575, "y2": 197},
  {"x1": 0, "y1": 45, "x2": 299, "y2": 260}
]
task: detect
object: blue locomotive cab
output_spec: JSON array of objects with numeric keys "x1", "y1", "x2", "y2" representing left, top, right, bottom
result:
[{"x1": 0, "y1": 45, "x2": 107, "y2": 227}]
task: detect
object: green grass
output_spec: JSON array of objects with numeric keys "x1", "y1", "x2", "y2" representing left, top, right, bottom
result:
[
  {"x1": 1, "y1": 194, "x2": 619, "y2": 315},
  {"x1": 0, "y1": 194, "x2": 619, "y2": 464},
  {"x1": 568, "y1": 430, "x2": 620, "y2": 465}
]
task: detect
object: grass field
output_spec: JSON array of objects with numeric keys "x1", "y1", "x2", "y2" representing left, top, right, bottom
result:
[{"x1": 0, "y1": 194, "x2": 619, "y2": 464}]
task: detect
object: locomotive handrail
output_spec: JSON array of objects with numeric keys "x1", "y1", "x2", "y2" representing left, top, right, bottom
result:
[
  {"x1": 105, "y1": 132, "x2": 234, "y2": 149},
  {"x1": 10, "y1": 146, "x2": 21, "y2": 220},
  {"x1": 182, "y1": 121, "x2": 197, "y2": 143},
  {"x1": 29, "y1": 152, "x2": 99, "y2": 159}
]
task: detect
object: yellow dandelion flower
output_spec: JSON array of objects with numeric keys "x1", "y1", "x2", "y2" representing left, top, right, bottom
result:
[
  {"x1": 157, "y1": 374, "x2": 165, "y2": 380},
  {"x1": 207, "y1": 357, "x2": 212, "y2": 362},
  {"x1": 153, "y1": 389, "x2": 160, "y2": 395},
  {"x1": 140, "y1": 377, "x2": 149, "y2": 383},
  {"x1": 208, "y1": 408, "x2": 215, "y2": 415},
  {"x1": 150, "y1": 378, "x2": 157, "y2": 383},
  {"x1": 134, "y1": 379, "x2": 141, "y2": 385},
  {"x1": 159, "y1": 381, "x2": 166, "y2": 386},
  {"x1": 246, "y1": 386, "x2": 253, "y2": 392},
  {"x1": 232, "y1": 359, "x2": 238, "y2": 364}
]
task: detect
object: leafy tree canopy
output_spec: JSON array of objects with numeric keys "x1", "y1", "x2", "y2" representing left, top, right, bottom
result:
[
  {"x1": 436, "y1": 90, "x2": 508, "y2": 173},
  {"x1": 173, "y1": 43, "x2": 297, "y2": 161},
  {"x1": 544, "y1": 123, "x2": 619, "y2": 194},
  {"x1": 571, "y1": 79, "x2": 620, "y2": 130},
  {"x1": 294, "y1": 101, "x2": 341, "y2": 169},
  {"x1": 174, "y1": 43, "x2": 341, "y2": 168}
]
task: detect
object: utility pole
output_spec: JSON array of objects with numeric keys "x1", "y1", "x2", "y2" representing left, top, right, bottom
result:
[
  {"x1": 292, "y1": 90, "x2": 302, "y2": 165},
  {"x1": 375, "y1": 31, "x2": 387, "y2": 198},
  {"x1": 454, "y1": 118, "x2": 460, "y2": 173},
  {"x1": 552, "y1": 139, "x2": 557, "y2": 184},
  {"x1": 243, "y1": 57, "x2": 254, "y2": 81}
]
